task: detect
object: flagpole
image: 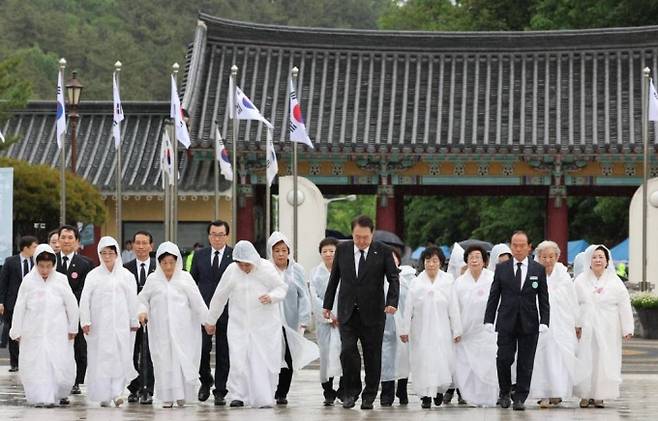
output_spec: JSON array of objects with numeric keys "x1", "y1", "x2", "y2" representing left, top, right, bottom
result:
[
  {"x1": 231, "y1": 65, "x2": 238, "y2": 245},
  {"x1": 59, "y1": 58, "x2": 67, "y2": 226},
  {"x1": 291, "y1": 66, "x2": 299, "y2": 261},
  {"x1": 214, "y1": 122, "x2": 220, "y2": 220},
  {"x1": 265, "y1": 135, "x2": 271, "y2": 237},
  {"x1": 114, "y1": 61, "x2": 123, "y2": 246},
  {"x1": 163, "y1": 132, "x2": 171, "y2": 242},
  {"x1": 642, "y1": 67, "x2": 651, "y2": 292},
  {"x1": 171, "y1": 63, "x2": 180, "y2": 244}
]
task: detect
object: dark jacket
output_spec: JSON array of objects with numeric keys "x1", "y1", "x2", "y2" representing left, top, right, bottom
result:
[
  {"x1": 0, "y1": 255, "x2": 26, "y2": 314},
  {"x1": 56, "y1": 252, "x2": 94, "y2": 302},
  {"x1": 484, "y1": 258, "x2": 550, "y2": 335},
  {"x1": 124, "y1": 257, "x2": 156, "y2": 293},
  {"x1": 323, "y1": 240, "x2": 400, "y2": 327},
  {"x1": 190, "y1": 246, "x2": 233, "y2": 306}
]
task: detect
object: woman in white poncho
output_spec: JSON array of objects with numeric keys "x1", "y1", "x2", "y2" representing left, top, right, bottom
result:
[
  {"x1": 529, "y1": 241, "x2": 580, "y2": 408},
  {"x1": 574, "y1": 245, "x2": 633, "y2": 408},
  {"x1": 452, "y1": 245, "x2": 498, "y2": 407},
  {"x1": 10, "y1": 244, "x2": 78, "y2": 407},
  {"x1": 79, "y1": 236, "x2": 139, "y2": 407},
  {"x1": 137, "y1": 242, "x2": 210, "y2": 408},
  {"x1": 399, "y1": 246, "x2": 462, "y2": 409},
  {"x1": 487, "y1": 243, "x2": 512, "y2": 272},
  {"x1": 206, "y1": 240, "x2": 289, "y2": 408}
]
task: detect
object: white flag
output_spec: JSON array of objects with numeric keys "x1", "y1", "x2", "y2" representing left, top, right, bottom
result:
[
  {"x1": 56, "y1": 69, "x2": 66, "y2": 148},
  {"x1": 231, "y1": 85, "x2": 274, "y2": 129},
  {"x1": 650, "y1": 79, "x2": 658, "y2": 122},
  {"x1": 266, "y1": 128, "x2": 278, "y2": 187},
  {"x1": 288, "y1": 78, "x2": 313, "y2": 148},
  {"x1": 215, "y1": 127, "x2": 233, "y2": 181},
  {"x1": 160, "y1": 130, "x2": 175, "y2": 187},
  {"x1": 170, "y1": 75, "x2": 191, "y2": 148},
  {"x1": 112, "y1": 72, "x2": 124, "y2": 149}
]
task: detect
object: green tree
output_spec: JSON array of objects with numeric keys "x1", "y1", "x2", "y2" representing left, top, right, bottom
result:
[
  {"x1": 0, "y1": 55, "x2": 32, "y2": 150},
  {"x1": 326, "y1": 195, "x2": 376, "y2": 235}
]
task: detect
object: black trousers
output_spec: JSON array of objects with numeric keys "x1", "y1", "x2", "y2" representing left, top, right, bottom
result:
[
  {"x1": 74, "y1": 326, "x2": 87, "y2": 385},
  {"x1": 127, "y1": 326, "x2": 154, "y2": 395},
  {"x1": 322, "y1": 376, "x2": 345, "y2": 400},
  {"x1": 4, "y1": 312, "x2": 18, "y2": 367},
  {"x1": 199, "y1": 312, "x2": 230, "y2": 397},
  {"x1": 275, "y1": 327, "x2": 293, "y2": 399},
  {"x1": 380, "y1": 378, "x2": 408, "y2": 402},
  {"x1": 338, "y1": 308, "x2": 385, "y2": 403},
  {"x1": 496, "y1": 319, "x2": 539, "y2": 404}
]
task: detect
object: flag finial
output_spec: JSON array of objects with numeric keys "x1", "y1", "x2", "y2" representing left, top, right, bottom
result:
[
  {"x1": 114, "y1": 61, "x2": 122, "y2": 72},
  {"x1": 231, "y1": 65, "x2": 238, "y2": 76},
  {"x1": 172, "y1": 62, "x2": 180, "y2": 74},
  {"x1": 292, "y1": 66, "x2": 299, "y2": 79},
  {"x1": 59, "y1": 58, "x2": 66, "y2": 69},
  {"x1": 644, "y1": 67, "x2": 651, "y2": 77}
]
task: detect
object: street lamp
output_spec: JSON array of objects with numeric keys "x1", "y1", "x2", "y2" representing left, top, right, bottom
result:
[
  {"x1": 65, "y1": 71, "x2": 84, "y2": 174},
  {"x1": 325, "y1": 194, "x2": 358, "y2": 206}
]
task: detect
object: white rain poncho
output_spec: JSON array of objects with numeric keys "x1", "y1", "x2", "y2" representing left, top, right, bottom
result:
[
  {"x1": 137, "y1": 241, "x2": 208, "y2": 403},
  {"x1": 452, "y1": 267, "x2": 499, "y2": 406},
  {"x1": 399, "y1": 269, "x2": 462, "y2": 397},
  {"x1": 9, "y1": 244, "x2": 78, "y2": 405},
  {"x1": 206, "y1": 240, "x2": 288, "y2": 407},
  {"x1": 573, "y1": 245, "x2": 633, "y2": 401},
  {"x1": 79, "y1": 236, "x2": 139, "y2": 403},
  {"x1": 487, "y1": 243, "x2": 512, "y2": 272},
  {"x1": 529, "y1": 258, "x2": 580, "y2": 399},
  {"x1": 573, "y1": 245, "x2": 597, "y2": 279},
  {"x1": 382, "y1": 265, "x2": 415, "y2": 382},
  {"x1": 447, "y1": 243, "x2": 466, "y2": 280},
  {"x1": 309, "y1": 262, "x2": 342, "y2": 383}
]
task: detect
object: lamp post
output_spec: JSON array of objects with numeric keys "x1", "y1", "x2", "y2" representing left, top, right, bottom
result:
[
  {"x1": 65, "y1": 71, "x2": 84, "y2": 174},
  {"x1": 324, "y1": 194, "x2": 357, "y2": 215}
]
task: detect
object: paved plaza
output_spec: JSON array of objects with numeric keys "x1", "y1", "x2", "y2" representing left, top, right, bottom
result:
[{"x1": 0, "y1": 339, "x2": 656, "y2": 420}]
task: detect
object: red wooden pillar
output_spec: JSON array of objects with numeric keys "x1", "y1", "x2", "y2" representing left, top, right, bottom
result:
[
  {"x1": 236, "y1": 184, "x2": 255, "y2": 243},
  {"x1": 546, "y1": 195, "x2": 569, "y2": 264},
  {"x1": 376, "y1": 184, "x2": 396, "y2": 233}
]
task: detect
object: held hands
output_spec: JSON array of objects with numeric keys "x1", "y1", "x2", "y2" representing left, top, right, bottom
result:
[
  {"x1": 484, "y1": 323, "x2": 495, "y2": 333},
  {"x1": 453, "y1": 336, "x2": 462, "y2": 343},
  {"x1": 623, "y1": 333, "x2": 633, "y2": 341},
  {"x1": 82, "y1": 325, "x2": 91, "y2": 335},
  {"x1": 399, "y1": 334, "x2": 409, "y2": 343},
  {"x1": 130, "y1": 326, "x2": 140, "y2": 332},
  {"x1": 539, "y1": 324, "x2": 549, "y2": 334},
  {"x1": 384, "y1": 306, "x2": 397, "y2": 315},
  {"x1": 205, "y1": 324, "x2": 216, "y2": 335},
  {"x1": 258, "y1": 294, "x2": 272, "y2": 304},
  {"x1": 68, "y1": 332, "x2": 76, "y2": 340},
  {"x1": 322, "y1": 308, "x2": 332, "y2": 320},
  {"x1": 138, "y1": 313, "x2": 148, "y2": 326}
]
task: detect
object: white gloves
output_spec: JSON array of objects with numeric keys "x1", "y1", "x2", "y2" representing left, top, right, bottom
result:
[
  {"x1": 539, "y1": 324, "x2": 549, "y2": 334},
  {"x1": 484, "y1": 323, "x2": 495, "y2": 333}
]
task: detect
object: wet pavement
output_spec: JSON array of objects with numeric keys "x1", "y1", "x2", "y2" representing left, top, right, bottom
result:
[{"x1": 0, "y1": 340, "x2": 656, "y2": 420}]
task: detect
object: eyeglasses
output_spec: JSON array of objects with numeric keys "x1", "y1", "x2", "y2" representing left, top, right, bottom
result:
[{"x1": 209, "y1": 233, "x2": 227, "y2": 238}]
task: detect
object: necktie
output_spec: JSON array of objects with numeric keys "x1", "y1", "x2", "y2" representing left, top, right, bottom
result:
[
  {"x1": 516, "y1": 262, "x2": 523, "y2": 290},
  {"x1": 139, "y1": 263, "x2": 146, "y2": 287},
  {"x1": 23, "y1": 258, "x2": 29, "y2": 277},
  {"x1": 358, "y1": 249, "x2": 366, "y2": 277},
  {"x1": 212, "y1": 251, "x2": 220, "y2": 278},
  {"x1": 62, "y1": 255, "x2": 69, "y2": 272}
]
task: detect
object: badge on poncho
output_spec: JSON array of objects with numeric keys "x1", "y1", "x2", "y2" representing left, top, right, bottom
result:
[
  {"x1": 531, "y1": 281, "x2": 538, "y2": 289},
  {"x1": 71, "y1": 272, "x2": 78, "y2": 279}
]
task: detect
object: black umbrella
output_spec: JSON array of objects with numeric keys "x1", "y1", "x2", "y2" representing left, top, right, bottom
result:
[
  {"x1": 458, "y1": 239, "x2": 494, "y2": 253},
  {"x1": 374, "y1": 230, "x2": 405, "y2": 249}
]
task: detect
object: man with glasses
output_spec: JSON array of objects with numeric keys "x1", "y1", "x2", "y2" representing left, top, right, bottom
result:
[{"x1": 190, "y1": 220, "x2": 233, "y2": 405}]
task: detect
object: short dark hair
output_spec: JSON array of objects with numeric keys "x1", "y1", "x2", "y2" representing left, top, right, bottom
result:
[
  {"x1": 420, "y1": 246, "x2": 446, "y2": 266},
  {"x1": 208, "y1": 220, "x2": 230, "y2": 235},
  {"x1": 318, "y1": 237, "x2": 339, "y2": 253},
  {"x1": 47, "y1": 229, "x2": 59, "y2": 241},
  {"x1": 35, "y1": 251, "x2": 56, "y2": 265},
  {"x1": 595, "y1": 246, "x2": 610, "y2": 267},
  {"x1": 351, "y1": 215, "x2": 374, "y2": 232},
  {"x1": 133, "y1": 230, "x2": 153, "y2": 244},
  {"x1": 464, "y1": 245, "x2": 489, "y2": 266},
  {"x1": 59, "y1": 224, "x2": 80, "y2": 240},
  {"x1": 157, "y1": 252, "x2": 178, "y2": 263},
  {"x1": 19, "y1": 235, "x2": 38, "y2": 251},
  {"x1": 511, "y1": 230, "x2": 531, "y2": 244}
]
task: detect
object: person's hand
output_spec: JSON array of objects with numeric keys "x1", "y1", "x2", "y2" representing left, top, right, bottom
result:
[
  {"x1": 484, "y1": 323, "x2": 495, "y2": 333},
  {"x1": 539, "y1": 324, "x2": 549, "y2": 334},
  {"x1": 384, "y1": 306, "x2": 397, "y2": 315},
  {"x1": 322, "y1": 309, "x2": 332, "y2": 320},
  {"x1": 258, "y1": 294, "x2": 272, "y2": 304},
  {"x1": 575, "y1": 327, "x2": 582, "y2": 340},
  {"x1": 399, "y1": 334, "x2": 409, "y2": 343},
  {"x1": 299, "y1": 325, "x2": 306, "y2": 335},
  {"x1": 82, "y1": 325, "x2": 91, "y2": 335},
  {"x1": 138, "y1": 313, "x2": 148, "y2": 326},
  {"x1": 0, "y1": 304, "x2": 4, "y2": 315},
  {"x1": 205, "y1": 324, "x2": 216, "y2": 335},
  {"x1": 130, "y1": 326, "x2": 139, "y2": 332},
  {"x1": 14, "y1": 337, "x2": 20, "y2": 343},
  {"x1": 330, "y1": 313, "x2": 339, "y2": 328},
  {"x1": 624, "y1": 333, "x2": 633, "y2": 341},
  {"x1": 453, "y1": 336, "x2": 462, "y2": 343},
  {"x1": 68, "y1": 333, "x2": 76, "y2": 340}
]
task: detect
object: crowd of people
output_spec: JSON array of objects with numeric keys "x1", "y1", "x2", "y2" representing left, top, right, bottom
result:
[{"x1": 0, "y1": 216, "x2": 634, "y2": 411}]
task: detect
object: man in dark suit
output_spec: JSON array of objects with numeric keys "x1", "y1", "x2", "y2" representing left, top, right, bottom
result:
[
  {"x1": 484, "y1": 230, "x2": 550, "y2": 411},
  {"x1": 0, "y1": 235, "x2": 38, "y2": 372},
  {"x1": 56, "y1": 225, "x2": 94, "y2": 396},
  {"x1": 190, "y1": 220, "x2": 233, "y2": 406},
  {"x1": 124, "y1": 230, "x2": 156, "y2": 404},
  {"x1": 322, "y1": 215, "x2": 400, "y2": 410}
]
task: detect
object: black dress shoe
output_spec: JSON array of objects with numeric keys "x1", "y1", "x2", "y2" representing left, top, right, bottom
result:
[
  {"x1": 443, "y1": 390, "x2": 454, "y2": 404},
  {"x1": 433, "y1": 393, "x2": 443, "y2": 406},
  {"x1": 139, "y1": 393, "x2": 153, "y2": 405},
  {"x1": 198, "y1": 386, "x2": 210, "y2": 402},
  {"x1": 323, "y1": 397, "x2": 335, "y2": 406},
  {"x1": 128, "y1": 393, "x2": 139, "y2": 403},
  {"x1": 8, "y1": 366, "x2": 18, "y2": 373},
  {"x1": 214, "y1": 395, "x2": 226, "y2": 406},
  {"x1": 380, "y1": 400, "x2": 393, "y2": 407},
  {"x1": 342, "y1": 396, "x2": 356, "y2": 409},
  {"x1": 360, "y1": 400, "x2": 374, "y2": 410},
  {"x1": 513, "y1": 401, "x2": 525, "y2": 411},
  {"x1": 71, "y1": 384, "x2": 81, "y2": 395},
  {"x1": 59, "y1": 398, "x2": 70, "y2": 405},
  {"x1": 229, "y1": 400, "x2": 244, "y2": 407},
  {"x1": 421, "y1": 397, "x2": 431, "y2": 409},
  {"x1": 499, "y1": 396, "x2": 512, "y2": 408},
  {"x1": 276, "y1": 397, "x2": 288, "y2": 405}
]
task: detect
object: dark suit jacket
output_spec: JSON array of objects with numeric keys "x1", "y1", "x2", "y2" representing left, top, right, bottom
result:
[
  {"x1": 56, "y1": 253, "x2": 94, "y2": 302},
  {"x1": 190, "y1": 246, "x2": 233, "y2": 306},
  {"x1": 484, "y1": 258, "x2": 550, "y2": 335},
  {"x1": 323, "y1": 240, "x2": 400, "y2": 327},
  {"x1": 0, "y1": 255, "x2": 26, "y2": 314},
  {"x1": 124, "y1": 257, "x2": 156, "y2": 293}
]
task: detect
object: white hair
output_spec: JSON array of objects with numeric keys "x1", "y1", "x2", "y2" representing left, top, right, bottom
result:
[{"x1": 535, "y1": 240, "x2": 561, "y2": 258}]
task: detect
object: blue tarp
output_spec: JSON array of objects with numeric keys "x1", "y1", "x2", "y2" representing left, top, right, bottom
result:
[
  {"x1": 568, "y1": 240, "x2": 590, "y2": 264},
  {"x1": 610, "y1": 238, "x2": 629, "y2": 263}
]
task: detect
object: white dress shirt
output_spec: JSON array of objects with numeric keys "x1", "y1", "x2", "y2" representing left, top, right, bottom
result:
[
  {"x1": 353, "y1": 245, "x2": 370, "y2": 277},
  {"x1": 60, "y1": 251, "x2": 75, "y2": 271},
  {"x1": 210, "y1": 246, "x2": 226, "y2": 266},
  {"x1": 514, "y1": 257, "x2": 529, "y2": 289}
]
